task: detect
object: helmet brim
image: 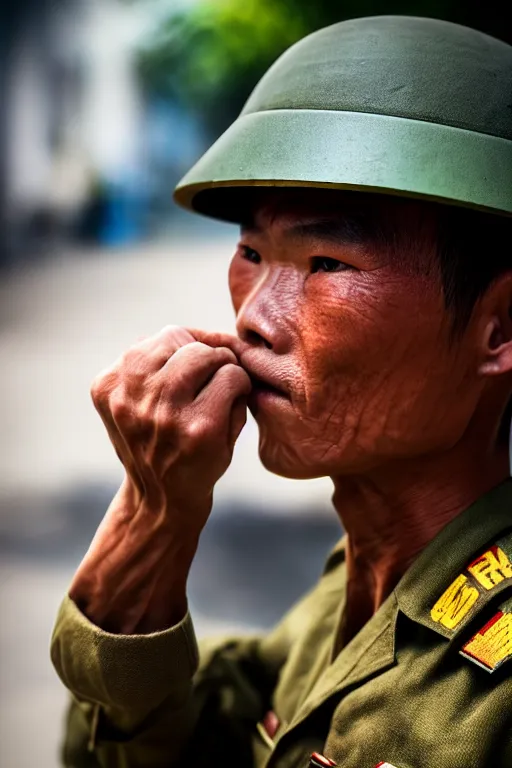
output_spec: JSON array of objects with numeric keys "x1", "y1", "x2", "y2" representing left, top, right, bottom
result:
[{"x1": 173, "y1": 109, "x2": 512, "y2": 222}]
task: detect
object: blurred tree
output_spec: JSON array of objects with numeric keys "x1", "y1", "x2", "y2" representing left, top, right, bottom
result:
[
  {"x1": 137, "y1": 0, "x2": 307, "y2": 135},
  {"x1": 136, "y1": 0, "x2": 510, "y2": 137}
]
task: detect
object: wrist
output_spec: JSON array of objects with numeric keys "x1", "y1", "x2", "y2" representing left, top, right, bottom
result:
[{"x1": 69, "y1": 488, "x2": 199, "y2": 634}]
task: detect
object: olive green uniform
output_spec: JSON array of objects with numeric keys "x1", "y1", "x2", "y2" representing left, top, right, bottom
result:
[{"x1": 51, "y1": 479, "x2": 512, "y2": 768}]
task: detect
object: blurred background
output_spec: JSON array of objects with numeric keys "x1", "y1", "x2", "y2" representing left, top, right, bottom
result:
[{"x1": 0, "y1": 1, "x2": 509, "y2": 765}]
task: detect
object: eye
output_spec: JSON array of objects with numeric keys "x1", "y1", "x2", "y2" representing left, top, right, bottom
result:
[
  {"x1": 310, "y1": 256, "x2": 351, "y2": 273},
  {"x1": 240, "y1": 246, "x2": 261, "y2": 264}
]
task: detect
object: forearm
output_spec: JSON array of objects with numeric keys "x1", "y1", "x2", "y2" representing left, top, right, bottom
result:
[
  {"x1": 51, "y1": 325, "x2": 254, "y2": 765},
  {"x1": 69, "y1": 478, "x2": 203, "y2": 634}
]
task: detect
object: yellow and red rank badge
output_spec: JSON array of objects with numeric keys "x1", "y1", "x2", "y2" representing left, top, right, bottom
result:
[
  {"x1": 430, "y1": 573, "x2": 479, "y2": 629},
  {"x1": 460, "y1": 609, "x2": 512, "y2": 672},
  {"x1": 467, "y1": 545, "x2": 512, "y2": 590}
]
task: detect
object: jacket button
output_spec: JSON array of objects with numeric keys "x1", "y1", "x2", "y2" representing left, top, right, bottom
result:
[{"x1": 309, "y1": 753, "x2": 337, "y2": 767}]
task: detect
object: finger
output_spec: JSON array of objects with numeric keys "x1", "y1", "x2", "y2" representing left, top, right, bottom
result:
[
  {"x1": 157, "y1": 325, "x2": 197, "y2": 347},
  {"x1": 162, "y1": 343, "x2": 238, "y2": 402},
  {"x1": 228, "y1": 395, "x2": 249, "y2": 448},
  {"x1": 194, "y1": 363, "x2": 252, "y2": 434},
  {"x1": 187, "y1": 328, "x2": 246, "y2": 361},
  {"x1": 122, "y1": 325, "x2": 197, "y2": 378},
  {"x1": 91, "y1": 384, "x2": 146, "y2": 495},
  {"x1": 133, "y1": 325, "x2": 196, "y2": 355}
]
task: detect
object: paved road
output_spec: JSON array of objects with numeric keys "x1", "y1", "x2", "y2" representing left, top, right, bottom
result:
[{"x1": 0, "y1": 235, "x2": 340, "y2": 767}]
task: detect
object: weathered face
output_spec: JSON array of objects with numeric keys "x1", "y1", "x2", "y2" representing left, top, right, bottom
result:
[{"x1": 228, "y1": 189, "x2": 483, "y2": 479}]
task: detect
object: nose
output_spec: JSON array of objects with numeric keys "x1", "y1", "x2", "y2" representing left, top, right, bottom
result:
[{"x1": 235, "y1": 272, "x2": 291, "y2": 354}]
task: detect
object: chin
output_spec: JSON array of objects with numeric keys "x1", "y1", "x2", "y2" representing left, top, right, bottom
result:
[{"x1": 257, "y1": 439, "x2": 330, "y2": 480}]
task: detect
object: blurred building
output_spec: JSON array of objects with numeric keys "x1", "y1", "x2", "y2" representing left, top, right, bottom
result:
[
  {"x1": 2, "y1": 0, "x2": 144, "y2": 263},
  {"x1": 1, "y1": 0, "x2": 206, "y2": 266}
]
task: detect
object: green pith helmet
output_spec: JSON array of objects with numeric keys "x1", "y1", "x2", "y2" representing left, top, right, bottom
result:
[{"x1": 173, "y1": 16, "x2": 512, "y2": 223}]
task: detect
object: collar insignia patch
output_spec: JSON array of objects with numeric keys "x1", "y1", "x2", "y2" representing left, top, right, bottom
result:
[
  {"x1": 460, "y1": 596, "x2": 512, "y2": 673},
  {"x1": 431, "y1": 534, "x2": 512, "y2": 631},
  {"x1": 431, "y1": 573, "x2": 479, "y2": 630},
  {"x1": 467, "y1": 545, "x2": 512, "y2": 590}
]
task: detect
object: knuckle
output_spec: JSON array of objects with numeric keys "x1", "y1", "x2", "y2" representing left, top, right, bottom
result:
[
  {"x1": 168, "y1": 341, "x2": 202, "y2": 366},
  {"x1": 118, "y1": 345, "x2": 155, "y2": 379},
  {"x1": 201, "y1": 415, "x2": 218, "y2": 437},
  {"x1": 153, "y1": 400, "x2": 177, "y2": 430},
  {"x1": 169, "y1": 342, "x2": 214, "y2": 373},
  {"x1": 183, "y1": 420, "x2": 203, "y2": 444},
  {"x1": 109, "y1": 393, "x2": 131, "y2": 424},
  {"x1": 159, "y1": 325, "x2": 194, "y2": 346},
  {"x1": 90, "y1": 369, "x2": 115, "y2": 404},
  {"x1": 221, "y1": 363, "x2": 250, "y2": 387},
  {"x1": 184, "y1": 341, "x2": 231, "y2": 359},
  {"x1": 90, "y1": 378, "x2": 102, "y2": 404},
  {"x1": 215, "y1": 347, "x2": 238, "y2": 364},
  {"x1": 110, "y1": 396, "x2": 155, "y2": 439},
  {"x1": 185, "y1": 417, "x2": 216, "y2": 444},
  {"x1": 119, "y1": 346, "x2": 138, "y2": 367},
  {"x1": 160, "y1": 324, "x2": 181, "y2": 335},
  {"x1": 221, "y1": 363, "x2": 240, "y2": 376},
  {"x1": 183, "y1": 341, "x2": 209, "y2": 356}
]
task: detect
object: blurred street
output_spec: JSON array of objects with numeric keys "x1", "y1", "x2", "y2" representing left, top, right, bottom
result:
[{"x1": 0, "y1": 231, "x2": 340, "y2": 768}]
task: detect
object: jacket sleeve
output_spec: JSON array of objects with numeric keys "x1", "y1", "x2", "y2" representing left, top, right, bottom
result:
[{"x1": 50, "y1": 567, "x2": 328, "y2": 768}]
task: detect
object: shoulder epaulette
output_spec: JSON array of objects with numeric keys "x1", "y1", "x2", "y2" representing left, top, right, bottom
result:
[{"x1": 430, "y1": 530, "x2": 512, "y2": 635}]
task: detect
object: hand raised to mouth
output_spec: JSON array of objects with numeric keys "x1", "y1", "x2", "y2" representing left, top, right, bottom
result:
[{"x1": 68, "y1": 325, "x2": 251, "y2": 634}]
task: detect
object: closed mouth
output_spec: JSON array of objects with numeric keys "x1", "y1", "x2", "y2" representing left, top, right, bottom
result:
[{"x1": 249, "y1": 376, "x2": 287, "y2": 397}]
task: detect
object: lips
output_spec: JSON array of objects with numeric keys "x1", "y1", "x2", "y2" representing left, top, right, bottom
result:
[
  {"x1": 250, "y1": 375, "x2": 287, "y2": 397},
  {"x1": 241, "y1": 357, "x2": 289, "y2": 398}
]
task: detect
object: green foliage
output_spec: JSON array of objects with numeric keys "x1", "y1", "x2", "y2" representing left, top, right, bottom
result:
[
  {"x1": 137, "y1": 0, "x2": 509, "y2": 136},
  {"x1": 138, "y1": 0, "x2": 307, "y2": 132}
]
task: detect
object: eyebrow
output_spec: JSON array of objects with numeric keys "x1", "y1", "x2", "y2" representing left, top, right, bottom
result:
[{"x1": 241, "y1": 216, "x2": 381, "y2": 246}]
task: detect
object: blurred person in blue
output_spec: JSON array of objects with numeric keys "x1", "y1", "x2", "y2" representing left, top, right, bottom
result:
[{"x1": 51, "y1": 16, "x2": 512, "y2": 768}]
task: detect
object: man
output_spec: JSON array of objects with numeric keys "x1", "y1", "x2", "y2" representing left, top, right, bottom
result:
[{"x1": 51, "y1": 15, "x2": 512, "y2": 768}]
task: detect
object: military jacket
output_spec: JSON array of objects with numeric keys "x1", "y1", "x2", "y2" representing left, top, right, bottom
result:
[{"x1": 51, "y1": 479, "x2": 512, "y2": 768}]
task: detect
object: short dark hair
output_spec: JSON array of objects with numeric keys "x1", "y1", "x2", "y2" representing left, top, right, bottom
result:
[
  {"x1": 435, "y1": 206, "x2": 512, "y2": 443},
  {"x1": 436, "y1": 206, "x2": 512, "y2": 337}
]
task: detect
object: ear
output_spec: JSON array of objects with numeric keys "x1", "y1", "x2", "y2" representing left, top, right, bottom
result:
[{"x1": 479, "y1": 273, "x2": 512, "y2": 377}]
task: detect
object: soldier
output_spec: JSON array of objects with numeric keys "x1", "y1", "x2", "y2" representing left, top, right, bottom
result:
[{"x1": 51, "y1": 15, "x2": 512, "y2": 768}]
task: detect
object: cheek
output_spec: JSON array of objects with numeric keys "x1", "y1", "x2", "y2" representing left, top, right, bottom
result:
[
  {"x1": 228, "y1": 257, "x2": 256, "y2": 314},
  {"x1": 301, "y1": 275, "x2": 445, "y2": 389},
  {"x1": 293, "y1": 277, "x2": 465, "y2": 455},
  {"x1": 297, "y1": 279, "x2": 385, "y2": 405}
]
